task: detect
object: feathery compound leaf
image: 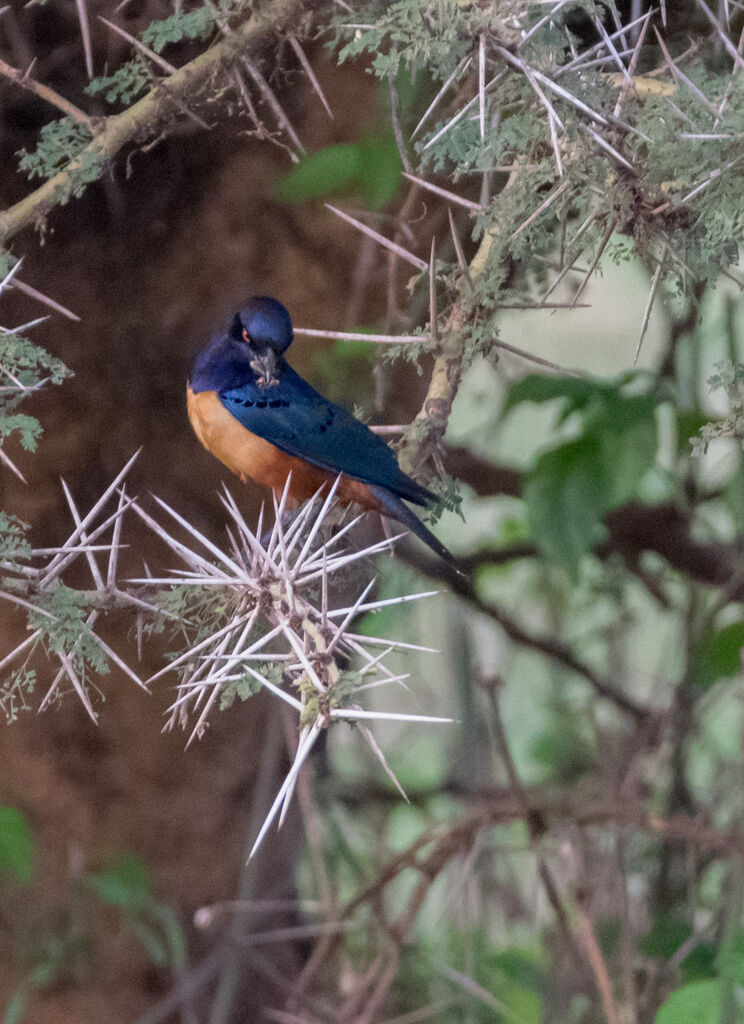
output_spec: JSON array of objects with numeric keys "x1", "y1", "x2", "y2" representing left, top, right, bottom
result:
[
  {"x1": 0, "y1": 414, "x2": 42, "y2": 452},
  {"x1": 141, "y1": 8, "x2": 219, "y2": 53},
  {"x1": 28, "y1": 586, "x2": 110, "y2": 676},
  {"x1": 0, "y1": 512, "x2": 30, "y2": 561},
  {"x1": 17, "y1": 118, "x2": 94, "y2": 182},
  {"x1": 88, "y1": 61, "x2": 150, "y2": 105}
]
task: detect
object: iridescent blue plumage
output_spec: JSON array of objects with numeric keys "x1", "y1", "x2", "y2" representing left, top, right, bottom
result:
[{"x1": 188, "y1": 296, "x2": 453, "y2": 563}]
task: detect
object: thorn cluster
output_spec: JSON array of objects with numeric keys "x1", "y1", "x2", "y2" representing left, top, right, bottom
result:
[
  {"x1": 0, "y1": 452, "x2": 146, "y2": 720},
  {"x1": 1, "y1": 455, "x2": 449, "y2": 855},
  {"x1": 130, "y1": 472, "x2": 449, "y2": 859}
]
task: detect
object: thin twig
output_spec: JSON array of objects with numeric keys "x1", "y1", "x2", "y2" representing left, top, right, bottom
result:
[
  {"x1": 0, "y1": 57, "x2": 95, "y2": 129},
  {"x1": 480, "y1": 673, "x2": 583, "y2": 965},
  {"x1": 10, "y1": 278, "x2": 81, "y2": 321},
  {"x1": 287, "y1": 34, "x2": 333, "y2": 118},
  {"x1": 613, "y1": 10, "x2": 654, "y2": 119},
  {"x1": 695, "y1": 0, "x2": 744, "y2": 71},
  {"x1": 428, "y1": 237, "x2": 438, "y2": 344},
  {"x1": 478, "y1": 32, "x2": 486, "y2": 141},
  {"x1": 447, "y1": 206, "x2": 474, "y2": 293},
  {"x1": 401, "y1": 172, "x2": 481, "y2": 211},
  {"x1": 634, "y1": 248, "x2": 666, "y2": 365},
  {"x1": 575, "y1": 900, "x2": 622, "y2": 1024},
  {"x1": 324, "y1": 205, "x2": 427, "y2": 271},
  {"x1": 410, "y1": 56, "x2": 470, "y2": 140},
  {"x1": 493, "y1": 339, "x2": 589, "y2": 378},
  {"x1": 75, "y1": 0, "x2": 94, "y2": 77},
  {"x1": 388, "y1": 73, "x2": 412, "y2": 173},
  {"x1": 99, "y1": 16, "x2": 177, "y2": 74},
  {"x1": 509, "y1": 180, "x2": 570, "y2": 241},
  {"x1": 293, "y1": 327, "x2": 427, "y2": 344},
  {"x1": 243, "y1": 59, "x2": 304, "y2": 158},
  {"x1": 572, "y1": 218, "x2": 615, "y2": 307},
  {"x1": 653, "y1": 26, "x2": 718, "y2": 115}
]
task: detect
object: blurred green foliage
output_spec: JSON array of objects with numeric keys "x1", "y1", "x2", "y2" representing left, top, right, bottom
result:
[
  {"x1": 692, "y1": 622, "x2": 744, "y2": 691},
  {"x1": 655, "y1": 980, "x2": 722, "y2": 1024},
  {"x1": 506, "y1": 374, "x2": 659, "y2": 572},
  {"x1": 0, "y1": 810, "x2": 185, "y2": 1024},
  {"x1": 89, "y1": 854, "x2": 186, "y2": 968},
  {"x1": 0, "y1": 808, "x2": 33, "y2": 885},
  {"x1": 278, "y1": 134, "x2": 402, "y2": 209}
]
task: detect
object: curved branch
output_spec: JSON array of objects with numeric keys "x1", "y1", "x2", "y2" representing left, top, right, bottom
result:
[
  {"x1": 399, "y1": 540, "x2": 650, "y2": 721},
  {"x1": 0, "y1": 0, "x2": 303, "y2": 244},
  {"x1": 441, "y1": 444, "x2": 522, "y2": 497}
]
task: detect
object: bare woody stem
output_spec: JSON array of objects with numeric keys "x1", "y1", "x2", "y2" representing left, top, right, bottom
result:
[
  {"x1": 0, "y1": 0, "x2": 302, "y2": 245},
  {"x1": 397, "y1": 168, "x2": 515, "y2": 477}
]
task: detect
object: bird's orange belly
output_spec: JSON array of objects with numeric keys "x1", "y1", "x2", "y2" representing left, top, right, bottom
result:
[{"x1": 187, "y1": 388, "x2": 383, "y2": 510}]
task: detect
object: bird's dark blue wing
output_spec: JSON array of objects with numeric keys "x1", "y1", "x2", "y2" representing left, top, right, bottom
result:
[{"x1": 219, "y1": 364, "x2": 433, "y2": 505}]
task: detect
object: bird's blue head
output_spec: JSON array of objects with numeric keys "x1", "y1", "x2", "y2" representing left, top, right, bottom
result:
[
  {"x1": 191, "y1": 297, "x2": 294, "y2": 393},
  {"x1": 230, "y1": 296, "x2": 293, "y2": 356}
]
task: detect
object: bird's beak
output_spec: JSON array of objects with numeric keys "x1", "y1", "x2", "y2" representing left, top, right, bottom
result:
[{"x1": 260, "y1": 349, "x2": 277, "y2": 382}]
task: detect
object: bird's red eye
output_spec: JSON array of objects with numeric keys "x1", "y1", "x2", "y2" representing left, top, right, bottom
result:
[{"x1": 242, "y1": 328, "x2": 250, "y2": 343}]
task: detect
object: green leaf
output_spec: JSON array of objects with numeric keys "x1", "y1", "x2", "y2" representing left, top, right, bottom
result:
[
  {"x1": 518, "y1": 381, "x2": 658, "y2": 572},
  {"x1": 595, "y1": 396, "x2": 657, "y2": 507},
  {"x1": 278, "y1": 143, "x2": 363, "y2": 203},
  {"x1": 358, "y1": 134, "x2": 402, "y2": 208},
  {"x1": 0, "y1": 806, "x2": 33, "y2": 884},
  {"x1": 277, "y1": 135, "x2": 401, "y2": 209},
  {"x1": 640, "y1": 915, "x2": 691, "y2": 958},
  {"x1": 532, "y1": 718, "x2": 596, "y2": 782},
  {"x1": 640, "y1": 915, "x2": 716, "y2": 982},
  {"x1": 654, "y1": 980, "x2": 721, "y2": 1024},
  {"x1": 502, "y1": 374, "x2": 606, "y2": 418},
  {"x1": 692, "y1": 621, "x2": 744, "y2": 690},
  {"x1": 524, "y1": 435, "x2": 607, "y2": 574},
  {"x1": 140, "y1": 9, "x2": 216, "y2": 52},
  {"x1": 718, "y1": 929, "x2": 744, "y2": 986},
  {"x1": 88, "y1": 852, "x2": 151, "y2": 912},
  {"x1": 219, "y1": 667, "x2": 264, "y2": 710}
]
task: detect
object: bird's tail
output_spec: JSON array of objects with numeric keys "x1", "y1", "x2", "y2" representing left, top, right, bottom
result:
[{"x1": 369, "y1": 485, "x2": 457, "y2": 567}]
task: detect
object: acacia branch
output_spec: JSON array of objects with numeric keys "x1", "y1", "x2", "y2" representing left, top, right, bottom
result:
[
  {"x1": 0, "y1": 0, "x2": 303, "y2": 244},
  {"x1": 399, "y1": 541, "x2": 650, "y2": 721},
  {"x1": 294, "y1": 786, "x2": 744, "y2": 1007},
  {"x1": 397, "y1": 228, "x2": 499, "y2": 477}
]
